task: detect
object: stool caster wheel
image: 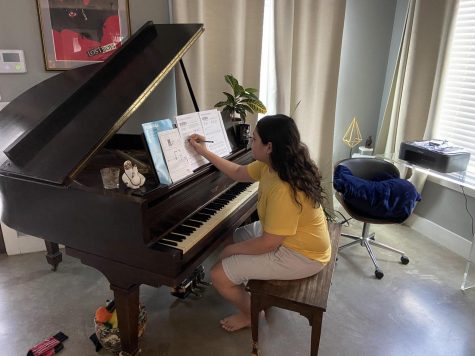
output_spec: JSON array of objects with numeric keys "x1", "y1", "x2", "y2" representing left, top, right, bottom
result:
[
  {"x1": 375, "y1": 269, "x2": 384, "y2": 279},
  {"x1": 401, "y1": 255, "x2": 409, "y2": 265}
]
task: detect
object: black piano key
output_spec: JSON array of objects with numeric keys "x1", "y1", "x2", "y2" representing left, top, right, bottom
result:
[
  {"x1": 214, "y1": 198, "x2": 229, "y2": 204},
  {"x1": 227, "y1": 188, "x2": 243, "y2": 195},
  {"x1": 179, "y1": 225, "x2": 196, "y2": 233},
  {"x1": 191, "y1": 213, "x2": 211, "y2": 222},
  {"x1": 166, "y1": 234, "x2": 185, "y2": 242},
  {"x1": 207, "y1": 203, "x2": 224, "y2": 210},
  {"x1": 160, "y1": 240, "x2": 178, "y2": 246},
  {"x1": 201, "y1": 208, "x2": 217, "y2": 215},
  {"x1": 183, "y1": 220, "x2": 202, "y2": 228},
  {"x1": 173, "y1": 226, "x2": 195, "y2": 235},
  {"x1": 149, "y1": 241, "x2": 181, "y2": 254},
  {"x1": 220, "y1": 193, "x2": 235, "y2": 200}
]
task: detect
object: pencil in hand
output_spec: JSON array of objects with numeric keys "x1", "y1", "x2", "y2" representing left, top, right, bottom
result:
[
  {"x1": 188, "y1": 133, "x2": 214, "y2": 144},
  {"x1": 188, "y1": 137, "x2": 214, "y2": 143}
]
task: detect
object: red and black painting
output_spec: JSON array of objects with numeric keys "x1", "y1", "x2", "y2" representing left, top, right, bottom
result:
[
  {"x1": 38, "y1": 0, "x2": 130, "y2": 69},
  {"x1": 49, "y1": 0, "x2": 125, "y2": 61}
]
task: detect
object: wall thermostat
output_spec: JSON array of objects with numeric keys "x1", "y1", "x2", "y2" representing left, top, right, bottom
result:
[{"x1": 0, "y1": 50, "x2": 27, "y2": 73}]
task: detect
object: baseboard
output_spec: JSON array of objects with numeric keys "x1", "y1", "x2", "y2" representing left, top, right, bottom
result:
[{"x1": 405, "y1": 214, "x2": 475, "y2": 262}]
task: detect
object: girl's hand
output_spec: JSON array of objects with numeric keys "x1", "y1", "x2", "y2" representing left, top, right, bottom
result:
[{"x1": 188, "y1": 134, "x2": 208, "y2": 155}]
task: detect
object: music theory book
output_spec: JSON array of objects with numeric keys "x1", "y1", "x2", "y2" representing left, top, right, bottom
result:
[
  {"x1": 142, "y1": 109, "x2": 232, "y2": 184},
  {"x1": 142, "y1": 118, "x2": 174, "y2": 185}
]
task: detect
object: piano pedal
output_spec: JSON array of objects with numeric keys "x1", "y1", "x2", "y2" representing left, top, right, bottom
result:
[
  {"x1": 171, "y1": 279, "x2": 193, "y2": 299},
  {"x1": 171, "y1": 265, "x2": 209, "y2": 299}
]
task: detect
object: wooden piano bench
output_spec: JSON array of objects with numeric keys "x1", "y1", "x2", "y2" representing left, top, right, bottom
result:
[{"x1": 245, "y1": 222, "x2": 341, "y2": 356}]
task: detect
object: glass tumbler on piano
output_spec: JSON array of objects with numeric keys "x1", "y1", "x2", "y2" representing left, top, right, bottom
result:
[{"x1": 100, "y1": 167, "x2": 120, "y2": 189}]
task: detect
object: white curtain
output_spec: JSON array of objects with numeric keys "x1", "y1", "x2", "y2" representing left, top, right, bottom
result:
[
  {"x1": 170, "y1": 0, "x2": 265, "y2": 123},
  {"x1": 376, "y1": 0, "x2": 458, "y2": 157},
  {"x1": 375, "y1": 0, "x2": 458, "y2": 191},
  {"x1": 272, "y1": 0, "x2": 346, "y2": 190}
]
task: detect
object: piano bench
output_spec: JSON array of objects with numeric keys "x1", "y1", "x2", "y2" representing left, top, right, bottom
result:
[{"x1": 245, "y1": 222, "x2": 341, "y2": 356}]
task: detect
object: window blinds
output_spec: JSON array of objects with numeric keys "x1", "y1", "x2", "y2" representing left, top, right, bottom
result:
[{"x1": 435, "y1": 0, "x2": 475, "y2": 174}]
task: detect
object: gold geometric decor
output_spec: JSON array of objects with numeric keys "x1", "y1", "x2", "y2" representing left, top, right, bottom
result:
[
  {"x1": 343, "y1": 117, "x2": 362, "y2": 148},
  {"x1": 343, "y1": 117, "x2": 363, "y2": 157}
]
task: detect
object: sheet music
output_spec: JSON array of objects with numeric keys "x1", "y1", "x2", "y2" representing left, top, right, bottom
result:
[
  {"x1": 175, "y1": 112, "x2": 209, "y2": 170},
  {"x1": 157, "y1": 129, "x2": 193, "y2": 183},
  {"x1": 144, "y1": 109, "x2": 233, "y2": 185},
  {"x1": 199, "y1": 109, "x2": 232, "y2": 157}
]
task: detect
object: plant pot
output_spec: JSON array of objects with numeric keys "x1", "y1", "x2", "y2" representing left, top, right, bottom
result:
[
  {"x1": 235, "y1": 123, "x2": 251, "y2": 147},
  {"x1": 220, "y1": 111, "x2": 238, "y2": 150}
]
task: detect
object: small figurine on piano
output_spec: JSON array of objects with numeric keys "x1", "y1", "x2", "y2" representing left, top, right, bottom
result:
[{"x1": 122, "y1": 160, "x2": 146, "y2": 189}]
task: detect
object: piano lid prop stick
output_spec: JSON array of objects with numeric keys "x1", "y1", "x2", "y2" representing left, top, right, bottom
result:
[{"x1": 115, "y1": 150, "x2": 149, "y2": 171}]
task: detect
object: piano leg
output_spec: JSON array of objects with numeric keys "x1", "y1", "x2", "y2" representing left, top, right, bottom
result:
[
  {"x1": 111, "y1": 284, "x2": 140, "y2": 356},
  {"x1": 44, "y1": 240, "x2": 62, "y2": 271}
]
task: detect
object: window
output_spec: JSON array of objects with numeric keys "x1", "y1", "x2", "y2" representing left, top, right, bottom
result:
[
  {"x1": 434, "y1": 0, "x2": 475, "y2": 176},
  {"x1": 259, "y1": 0, "x2": 276, "y2": 118}
]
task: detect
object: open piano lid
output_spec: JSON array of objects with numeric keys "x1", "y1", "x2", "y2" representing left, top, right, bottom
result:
[{"x1": 0, "y1": 23, "x2": 204, "y2": 185}]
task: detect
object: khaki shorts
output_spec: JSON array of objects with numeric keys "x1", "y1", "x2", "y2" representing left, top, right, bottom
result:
[{"x1": 221, "y1": 221, "x2": 325, "y2": 285}]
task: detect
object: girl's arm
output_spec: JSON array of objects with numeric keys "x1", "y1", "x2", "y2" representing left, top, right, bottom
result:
[
  {"x1": 189, "y1": 134, "x2": 253, "y2": 182},
  {"x1": 220, "y1": 232, "x2": 285, "y2": 259}
]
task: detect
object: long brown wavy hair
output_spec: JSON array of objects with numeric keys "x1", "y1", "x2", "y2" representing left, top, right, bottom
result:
[{"x1": 256, "y1": 114, "x2": 324, "y2": 209}]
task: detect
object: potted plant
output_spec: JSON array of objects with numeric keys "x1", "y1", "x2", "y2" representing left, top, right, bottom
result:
[{"x1": 214, "y1": 74, "x2": 267, "y2": 147}]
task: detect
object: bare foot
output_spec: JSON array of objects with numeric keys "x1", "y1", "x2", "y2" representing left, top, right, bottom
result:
[{"x1": 220, "y1": 313, "x2": 251, "y2": 332}]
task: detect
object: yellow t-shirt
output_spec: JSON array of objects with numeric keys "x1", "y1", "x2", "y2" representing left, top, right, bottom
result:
[{"x1": 247, "y1": 161, "x2": 331, "y2": 264}]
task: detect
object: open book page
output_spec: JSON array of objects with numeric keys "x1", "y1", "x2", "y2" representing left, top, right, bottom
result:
[
  {"x1": 199, "y1": 109, "x2": 232, "y2": 157},
  {"x1": 175, "y1": 112, "x2": 209, "y2": 170},
  {"x1": 141, "y1": 119, "x2": 174, "y2": 185},
  {"x1": 157, "y1": 128, "x2": 193, "y2": 183}
]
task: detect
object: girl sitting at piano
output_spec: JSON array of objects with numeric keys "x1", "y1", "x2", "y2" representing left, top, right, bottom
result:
[{"x1": 189, "y1": 114, "x2": 330, "y2": 332}]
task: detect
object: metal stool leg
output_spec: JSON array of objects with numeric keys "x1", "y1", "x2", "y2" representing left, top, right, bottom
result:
[
  {"x1": 339, "y1": 239, "x2": 362, "y2": 251},
  {"x1": 363, "y1": 239, "x2": 380, "y2": 270},
  {"x1": 368, "y1": 239, "x2": 405, "y2": 255}
]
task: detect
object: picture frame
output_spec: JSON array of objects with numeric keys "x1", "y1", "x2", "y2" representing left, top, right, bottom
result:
[{"x1": 36, "y1": 0, "x2": 131, "y2": 70}]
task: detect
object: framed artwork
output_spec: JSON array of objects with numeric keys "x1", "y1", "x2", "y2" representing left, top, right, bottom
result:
[{"x1": 36, "y1": 0, "x2": 131, "y2": 70}]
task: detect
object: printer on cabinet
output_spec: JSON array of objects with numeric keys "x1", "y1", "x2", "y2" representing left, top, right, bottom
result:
[{"x1": 399, "y1": 140, "x2": 470, "y2": 173}]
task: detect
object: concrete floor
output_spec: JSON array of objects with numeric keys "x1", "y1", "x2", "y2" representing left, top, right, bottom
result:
[{"x1": 1, "y1": 221, "x2": 475, "y2": 356}]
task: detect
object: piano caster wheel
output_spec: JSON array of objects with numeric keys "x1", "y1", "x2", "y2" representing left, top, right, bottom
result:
[{"x1": 251, "y1": 341, "x2": 259, "y2": 355}]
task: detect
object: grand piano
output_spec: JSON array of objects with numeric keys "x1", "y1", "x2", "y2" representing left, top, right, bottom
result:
[{"x1": 0, "y1": 22, "x2": 257, "y2": 355}]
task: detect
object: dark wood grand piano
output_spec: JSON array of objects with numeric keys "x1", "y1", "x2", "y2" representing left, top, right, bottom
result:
[{"x1": 0, "y1": 23, "x2": 257, "y2": 355}]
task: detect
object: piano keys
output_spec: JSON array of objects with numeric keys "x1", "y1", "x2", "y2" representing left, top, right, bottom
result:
[
  {"x1": 153, "y1": 182, "x2": 258, "y2": 254},
  {"x1": 0, "y1": 22, "x2": 258, "y2": 355}
]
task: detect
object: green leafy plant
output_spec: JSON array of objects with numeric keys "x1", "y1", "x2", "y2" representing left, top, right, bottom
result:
[{"x1": 214, "y1": 74, "x2": 267, "y2": 123}]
